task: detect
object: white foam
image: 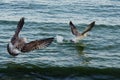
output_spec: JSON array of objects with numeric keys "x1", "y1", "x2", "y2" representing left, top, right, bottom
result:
[{"x1": 55, "y1": 35, "x2": 64, "y2": 43}]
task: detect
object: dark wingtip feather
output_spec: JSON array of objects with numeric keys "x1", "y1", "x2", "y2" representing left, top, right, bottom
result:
[
  {"x1": 46, "y1": 37, "x2": 54, "y2": 41},
  {"x1": 17, "y1": 17, "x2": 25, "y2": 29},
  {"x1": 19, "y1": 17, "x2": 25, "y2": 24},
  {"x1": 69, "y1": 21, "x2": 73, "y2": 26},
  {"x1": 49, "y1": 37, "x2": 54, "y2": 40},
  {"x1": 91, "y1": 21, "x2": 95, "y2": 26},
  {"x1": 21, "y1": 17, "x2": 25, "y2": 20},
  {"x1": 46, "y1": 37, "x2": 54, "y2": 44},
  {"x1": 44, "y1": 37, "x2": 54, "y2": 47}
]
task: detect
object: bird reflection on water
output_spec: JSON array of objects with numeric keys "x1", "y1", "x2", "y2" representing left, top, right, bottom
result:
[
  {"x1": 74, "y1": 42, "x2": 91, "y2": 64},
  {"x1": 75, "y1": 42, "x2": 85, "y2": 55},
  {"x1": 56, "y1": 38, "x2": 91, "y2": 65}
]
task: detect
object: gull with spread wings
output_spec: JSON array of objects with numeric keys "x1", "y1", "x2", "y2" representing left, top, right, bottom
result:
[
  {"x1": 69, "y1": 21, "x2": 95, "y2": 43},
  {"x1": 7, "y1": 17, "x2": 54, "y2": 56}
]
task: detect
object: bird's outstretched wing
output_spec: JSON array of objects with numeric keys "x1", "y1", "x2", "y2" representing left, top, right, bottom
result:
[
  {"x1": 81, "y1": 21, "x2": 95, "y2": 35},
  {"x1": 11, "y1": 17, "x2": 25, "y2": 44},
  {"x1": 69, "y1": 21, "x2": 81, "y2": 36},
  {"x1": 21, "y1": 38, "x2": 54, "y2": 52}
]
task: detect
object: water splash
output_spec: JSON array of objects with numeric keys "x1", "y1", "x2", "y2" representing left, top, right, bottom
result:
[{"x1": 55, "y1": 35, "x2": 64, "y2": 43}]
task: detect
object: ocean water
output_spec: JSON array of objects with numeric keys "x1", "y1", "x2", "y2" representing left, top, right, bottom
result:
[{"x1": 0, "y1": 0, "x2": 120, "y2": 80}]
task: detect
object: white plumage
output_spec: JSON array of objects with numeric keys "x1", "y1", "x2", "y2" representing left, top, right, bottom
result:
[{"x1": 9, "y1": 42, "x2": 20, "y2": 54}]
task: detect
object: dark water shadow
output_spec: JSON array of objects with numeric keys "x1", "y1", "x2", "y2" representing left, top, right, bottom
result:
[{"x1": 75, "y1": 42, "x2": 85, "y2": 55}]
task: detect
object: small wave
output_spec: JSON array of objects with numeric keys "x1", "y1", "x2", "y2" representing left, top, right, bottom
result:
[
  {"x1": 0, "y1": 20, "x2": 17, "y2": 25},
  {"x1": 0, "y1": 63, "x2": 120, "y2": 78}
]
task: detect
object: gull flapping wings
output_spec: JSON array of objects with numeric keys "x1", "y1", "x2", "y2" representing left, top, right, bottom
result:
[
  {"x1": 7, "y1": 17, "x2": 54, "y2": 56},
  {"x1": 69, "y1": 21, "x2": 95, "y2": 36}
]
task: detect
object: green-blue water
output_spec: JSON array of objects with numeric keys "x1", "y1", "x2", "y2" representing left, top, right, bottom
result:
[{"x1": 0, "y1": 0, "x2": 120, "y2": 80}]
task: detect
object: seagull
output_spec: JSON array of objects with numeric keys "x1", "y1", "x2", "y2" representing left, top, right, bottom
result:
[
  {"x1": 69, "y1": 21, "x2": 95, "y2": 43},
  {"x1": 7, "y1": 17, "x2": 54, "y2": 56}
]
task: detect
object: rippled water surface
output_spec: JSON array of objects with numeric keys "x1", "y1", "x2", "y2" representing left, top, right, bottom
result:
[{"x1": 0, "y1": 0, "x2": 120, "y2": 80}]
